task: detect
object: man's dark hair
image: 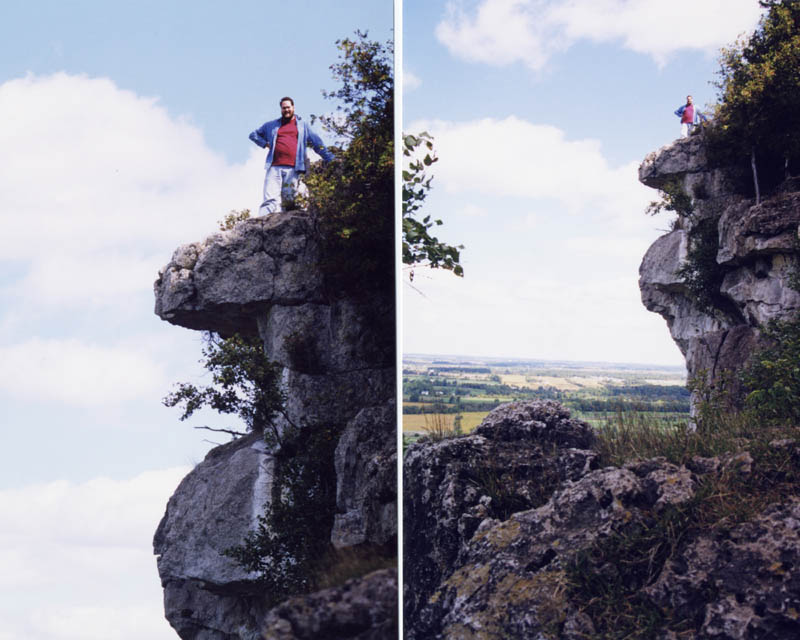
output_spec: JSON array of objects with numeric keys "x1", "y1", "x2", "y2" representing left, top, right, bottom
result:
[{"x1": 280, "y1": 96, "x2": 294, "y2": 106}]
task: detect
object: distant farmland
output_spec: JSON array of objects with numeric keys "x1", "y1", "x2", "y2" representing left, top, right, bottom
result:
[{"x1": 403, "y1": 354, "x2": 688, "y2": 434}]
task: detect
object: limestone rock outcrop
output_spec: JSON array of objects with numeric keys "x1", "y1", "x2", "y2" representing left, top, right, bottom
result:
[
  {"x1": 638, "y1": 135, "x2": 800, "y2": 392},
  {"x1": 403, "y1": 401, "x2": 599, "y2": 635},
  {"x1": 260, "y1": 568, "x2": 397, "y2": 640},
  {"x1": 403, "y1": 401, "x2": 800, "y2": 639},
  {"x1": 154, "y1": 433, "x2": 274, "y2": 639},
  {"x1": 153, "y1": 212, "x2": 396, "y2": 639},
  {"x1": 332, "y1": 403, "x2": 397, "y2": 549}
]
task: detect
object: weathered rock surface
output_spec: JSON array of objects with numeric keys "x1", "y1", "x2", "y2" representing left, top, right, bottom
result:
[
  {"x1": 154, "y1": 212, "x2": 396, "y2": 639},
  {"x1": 403, "y1": 401, "x2": 599, "y2": 634},
  {"x1": 414, "y1": 461, "x2": 697, "y2": 639},
  {"x1": 155, "y1": 215, "x2": 323, "y2": 337},
  {"x1": 404, "y1": 400, "x2": 800, "y2": 639},
  {"x1": 260, "y1": 569, "x2": 397, "y2": 640},
  {"x1": 154, "y1": 434, "x2": 274, "y2": 638},
  {"x1": 155, "y1": 214, "x2": 394, "y2": 430},
  {"x1": 332, "y1": 403, "x2": 397, "y2": 549},
  {"x1": 646, "y1": 498, "x2": 800, "y2": 639},
  {"x1": 638, "y1": 135, "x2": 800, "y2": 393}
]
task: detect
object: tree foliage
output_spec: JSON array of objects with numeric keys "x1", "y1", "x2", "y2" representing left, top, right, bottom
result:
[
  {"x1": 162, "y1": 333, "x2": 286, "y2": 441},
  {"x1": 224, "y1": 423, "x2": 340, "y2": 604},
  {"x1": 742, "y1": 314, "x2": 800, "y2": 423},
  {"x1": 402, "y1": 132, "x2": 464, "y2": 280},
  {"x1": 644, "y1": 179, "x2": 694, "y2": 224},
  {"x1": 674, "y1": 216, "x2": 728, "y2": 314},
  {"x1": 303, "y1": 32, "x2": 463, "y2": 288},
  {"x1": 709, "y1": 0, "x2": 800, "y2": 189},
  {"x1": 304, "y1": 32, "x2": 394, "y2": 297}
]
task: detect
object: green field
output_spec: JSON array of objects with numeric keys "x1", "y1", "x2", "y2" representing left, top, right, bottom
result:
[{"x1": 403, "y1": 354, "x2": 690, "y2": 435}]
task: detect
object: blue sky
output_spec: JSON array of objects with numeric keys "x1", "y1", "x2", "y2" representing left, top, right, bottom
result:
[
  {"x1": 402, "y1": 0, "x2": 764, "y2": 366},
  {"x1": 0, "y1": 2, "x2": 392, "y2": 638}
]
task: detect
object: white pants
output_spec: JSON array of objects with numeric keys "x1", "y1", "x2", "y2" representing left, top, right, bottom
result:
[
  {"x1": 681, "y1": 122, "x2": 694, "y2": 138},
  {"x1": 260, "y1": 165, "x2": 308, "y2": 215}
]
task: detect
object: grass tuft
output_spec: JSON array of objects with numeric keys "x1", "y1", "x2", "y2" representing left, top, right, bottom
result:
[{"x1": 569, "y1": 402, "x2": 800, "y2": 638}]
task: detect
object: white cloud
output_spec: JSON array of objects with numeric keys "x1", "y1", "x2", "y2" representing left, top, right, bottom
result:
[
  {"x1": 402, "y1": 114, "x2": 682, "y2": 365},
  {"x1": 436, "y1": 0, "x2": 762, "y2": 69},
  {"x1": 436, "y1": 0, "x2": 566, "y2": 70},
  {"x1": 0, "y1": 338, "x2": 167, "y2": 406},
  {"x1": 409, "y1": 116, "x2": 652, "y2": 216},
  {"x1": 404, "y1": 266, "x2": 683, "y2": 364},
  {"x1": 25, "y1": 604, "x2": 174, "y2": 640},
  {"x1": 461, "y1": 204, "x2": 488, "y2": 217},
  {"x1": 0, "y1": 73, "x2": 269, "y2": 407},
  {"x1": 0, "y1": 467, "x2": 188, "y2": 640},
  {"x1": 0, "y1": 72, "x2": 263, "y2": 307},
  {"x1": 404, "y1": 69, "x2": 422, "y2": 91}
]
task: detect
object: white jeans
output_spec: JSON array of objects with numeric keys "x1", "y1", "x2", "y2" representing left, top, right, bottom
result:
[
  {"x1": 680, "y1": 122, "x2": 694, "y2": 138},
  {"x1": 260, "y1": 165, "x2": 309, "y2": 214}
]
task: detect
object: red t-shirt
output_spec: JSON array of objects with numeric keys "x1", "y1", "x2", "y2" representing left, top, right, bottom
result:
[
  {"x1": 681, "y1": 105, "x2": 694, "y2": 124},
  {"x1": 272, "y1": 117, "x2": 298, "y2": 166}
]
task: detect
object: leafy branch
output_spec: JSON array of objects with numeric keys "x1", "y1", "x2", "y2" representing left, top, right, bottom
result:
[
  {"x1": 402, "y1": 131, "x2": 464, "y2": 281},
  {"x1": 162, "y1": 333, "x2": 290, "y2": 444}
]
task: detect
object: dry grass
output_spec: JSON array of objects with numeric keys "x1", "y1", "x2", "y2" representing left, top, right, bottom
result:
[
  {"x1": 573, "y1": 407, "x2": 800, "y2": 638},
  {"x1": 402, "y1": 411, "x2": 488, "y2": 434}
]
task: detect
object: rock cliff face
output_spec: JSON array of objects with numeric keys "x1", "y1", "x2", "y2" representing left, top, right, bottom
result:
[
  {"x1": 638, "y1": 135, "x2": 800, "y2": 393},
  {"x1": 153, "y1": 213, "x2": 396, "y2": 639},
  {"x1": 403, "y1": 401, "x2": 800, "y2": 639}
]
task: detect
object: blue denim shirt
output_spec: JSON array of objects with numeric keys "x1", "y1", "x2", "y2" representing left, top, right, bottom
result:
[{"x1": 249, "y1": 115, "x2": 334, "y2": 171}]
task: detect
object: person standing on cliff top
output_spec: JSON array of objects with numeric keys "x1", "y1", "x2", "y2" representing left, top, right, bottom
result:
[
  {"x1": 674, "y1": 95, "x2": 708, "y2": 138},
  {"x1": 249, "y1": 97, "x2": 334, "y2": 215}
]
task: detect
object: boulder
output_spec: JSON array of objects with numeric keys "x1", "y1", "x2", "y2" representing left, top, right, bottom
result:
[
  {"x1": 413, "y1": 461, "x2": 697, "y2": 640},
  {"x1": 403, "y1": 401, "x2": 598, "y2": 632},
  {"x1": 153, "y1": 433, "x2": 274, "y2": 638},
  {"x1": 260, "y1": 569, "x2": 397, "y2": 640},
  {"x1": 647, "y1": 498, "x2": 800, "y2": 639},
  {"x1": 639, "y1": 135, "x2": 708, "y2": 189}
]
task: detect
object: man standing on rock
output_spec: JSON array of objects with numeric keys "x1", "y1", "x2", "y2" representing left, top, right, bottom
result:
[
  {"x1": 249, "y1": 97, "x2": 334, "y2": 215},
  {"x1": 674, "y1": 95, "x2": 707, "y2": 138}
]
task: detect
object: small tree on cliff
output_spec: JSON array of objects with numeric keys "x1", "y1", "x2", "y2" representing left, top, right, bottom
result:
[
  {"x1": 709, "y1": 0, "x2": 800, "y2": 199},
  {"x1": 305, "y1": 31, "x2": 463, "y2": 290},
  {"x1": 304, "y1": 32, "x2": 394, "y2": 297},
  {"x1": 162, "y1": 333, "x2": 286, "y2": 441}
]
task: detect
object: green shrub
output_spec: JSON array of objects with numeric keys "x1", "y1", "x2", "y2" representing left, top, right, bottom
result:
[
  {"x1": 304, "y1": 32, "x2": 394, "y2": 299},
  {"x1": 707, "y1": 1, "x2": 800, "y2": 196},
  {"x1": 644, "y1": 179, "x2": 694, "y2": 225},
  {"x1": 675, "y1": 215, "x2": 727, "y2": 313},
  {"x1": 218, "y1": 208, "x2": 251, "y2": 231},
  {"x1": 224, "y1": 422, "x2": 342, "y2": 604},
  {"x1": 742, "y1": 314, "x2": 800, "y2": 423},
  {"x1": 162, "y1": 332, "x2": 285, "y2": 440}
]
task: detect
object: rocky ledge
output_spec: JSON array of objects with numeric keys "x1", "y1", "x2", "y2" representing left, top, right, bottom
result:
[
  {"x1": 153, "y1": 212, "x2": 396, "y2": 639},
  {"x1": 638, "y1": 135, "x2": 800, "y2": 394}
]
